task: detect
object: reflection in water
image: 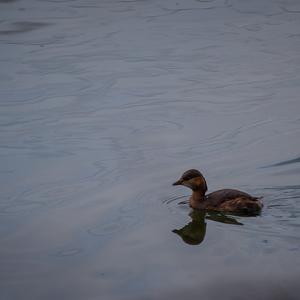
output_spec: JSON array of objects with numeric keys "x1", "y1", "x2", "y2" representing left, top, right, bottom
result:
[
  {"x1": 206, "y1": 211, "x2": 244, "y2": 225},
  {"x1": 173, "y1": 210, "x2": 207, "y2": 245},
  {"x1": 173, "y1": 210, "x2": 242, "y2": 245}
]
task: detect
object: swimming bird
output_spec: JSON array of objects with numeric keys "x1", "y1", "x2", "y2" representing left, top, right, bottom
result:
[{"x1": 173, "y1": 169, "x2": 263, "y2": 215}]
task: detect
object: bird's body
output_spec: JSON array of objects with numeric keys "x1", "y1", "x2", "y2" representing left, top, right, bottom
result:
[
  {"x1": 193, "y1": 189, "x2": 262, "y2": 214},
  {"x1": 173, "y1": 169, "x2": 263, "y2": 215}
]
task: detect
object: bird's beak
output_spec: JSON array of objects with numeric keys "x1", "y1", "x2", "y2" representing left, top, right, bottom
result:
[{"x1": 172, "y1": 178, "x2": 183, "y2": 186}]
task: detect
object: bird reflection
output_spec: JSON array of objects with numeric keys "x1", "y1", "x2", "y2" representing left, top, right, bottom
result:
[{"x1": 173, "y1": 210, "x2": 243, "y2": 245}]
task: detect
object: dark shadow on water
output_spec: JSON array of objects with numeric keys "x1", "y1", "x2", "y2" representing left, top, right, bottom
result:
[
  {"x1": 0, "y1": 0, "x2": 19, "y2": 3},
  {"x1": 262, "y1": 156, "x2": 300, "y2": 168},
  {"x1": 173, "y1": 210, "x2": 243, "y2": 246},
  {"x1": 0, "y1": 22, "x2": 50, "y2": 35}
]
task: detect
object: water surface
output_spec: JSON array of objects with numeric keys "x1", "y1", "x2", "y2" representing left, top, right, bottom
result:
[{"x1": 1, "y1": 0, "x2": 300, "y2": 299}]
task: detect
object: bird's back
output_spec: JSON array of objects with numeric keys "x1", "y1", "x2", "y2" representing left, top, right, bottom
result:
[{"x1": 205, "y1": 189, "x2": 262, "y2": 214}]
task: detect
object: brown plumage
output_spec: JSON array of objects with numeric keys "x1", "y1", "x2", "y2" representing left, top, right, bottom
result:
[{"x1": 173, "y1": 169, "x2": 263, "y2": 215}]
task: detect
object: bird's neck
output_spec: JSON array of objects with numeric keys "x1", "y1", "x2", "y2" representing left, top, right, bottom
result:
[{"x1": 189, "y1": 190, "x2": 206, "y2": 208}]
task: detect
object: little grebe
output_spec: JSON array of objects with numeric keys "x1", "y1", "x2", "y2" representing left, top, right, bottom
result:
[{"x1": 173, "y1": 169, "x2": 263, "y2": 215}]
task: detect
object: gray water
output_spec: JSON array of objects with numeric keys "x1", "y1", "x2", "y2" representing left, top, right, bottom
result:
[{"x1": 1, "y1": 0, "x2": 300, "y2": 299}]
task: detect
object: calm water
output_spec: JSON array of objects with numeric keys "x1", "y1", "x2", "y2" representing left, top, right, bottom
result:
[{"x1": 1, "y1": 0, "x2": 300, "y2": 299}]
